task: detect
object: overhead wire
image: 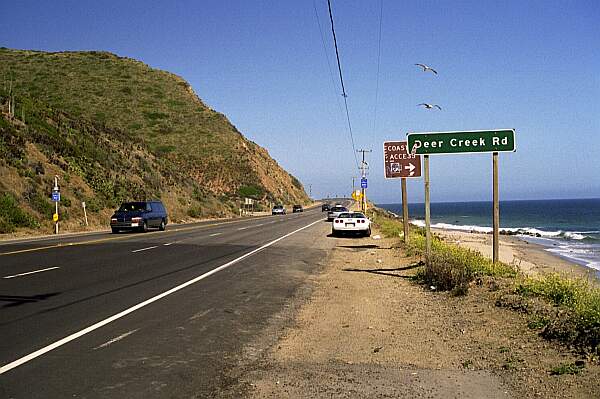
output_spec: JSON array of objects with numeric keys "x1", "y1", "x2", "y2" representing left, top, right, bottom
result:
[
  {"x1": 326, "y1": 0, "x2": 360, "y2": 170},
  {"x1": 312, "y1": 0, "x2": 345, "y2": 124}
]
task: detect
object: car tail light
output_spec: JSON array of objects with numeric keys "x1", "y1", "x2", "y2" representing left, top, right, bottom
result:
[
  {"x1": 335, "y1": 220, "x2": 341, "y2": 223},
  {"x1": 110, "y1": 218, "x2": 117, "y2": 222},
  {"x1": 132, "y1": 217, "x2": 142, "y2": 222},
  {"x1": 358, "y1": 219, "x2": 364, "y2": 223}
]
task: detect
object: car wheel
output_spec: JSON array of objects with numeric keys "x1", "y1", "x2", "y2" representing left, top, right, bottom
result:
[
  {"x1": 111, "y1": 228, "x2": 119, "y2": 234},
  {"x1": 365, "y1": 228, "x2": 371, "y2": 237},
  {"x1": 141, "y1": 221, "x2": 148, "y2": 233},
  {"x1": 331, "y1": 230, "x2": 337, "y2": 237},
  {"x1": 159, "y1": 220, "x2": 166, "y2": 231}
]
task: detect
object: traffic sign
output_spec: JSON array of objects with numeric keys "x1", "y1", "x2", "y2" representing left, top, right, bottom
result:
[
  {"x1": 351, "y1": 190, "x2": 363, "y2": 200},
  {"x1": 52, "y1": 213, "x2": 59, "y2": 222},
  {"x1": 360, "y1": 178, "x2": 367, "y2": 189},
  {"x1": 407, "y1": 129, "x2": 515, "y2": 155},
  {"x1": 383, "y1": 141, "x2": 422, "y2": 178},
  {"x1": 51, "y1": 191, "x2": 60, "y2": 202}
]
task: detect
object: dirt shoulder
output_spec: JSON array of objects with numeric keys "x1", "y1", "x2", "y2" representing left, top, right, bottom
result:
[{"x1": 231, "y1": 229, "x2": 599, "y2": 398}]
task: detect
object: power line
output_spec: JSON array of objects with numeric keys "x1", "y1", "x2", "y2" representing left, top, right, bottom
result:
[
  {"x1": 312, "y1": 0, "x2": 345, "y2": 122},
  {"x1": 372, "y1": 0, "x2": 383, "y2": 137},
  {"x1": 326, "y1": 0, "x2": 359, "y2": 170}
]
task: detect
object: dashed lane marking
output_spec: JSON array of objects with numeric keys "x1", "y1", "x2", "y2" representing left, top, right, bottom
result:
[
  {"x1": 131, "y1": 246, "x2": 158, "y2": 253},
  {"x1": 3, "y1": 266, "x2": 60, "y2": 279}
]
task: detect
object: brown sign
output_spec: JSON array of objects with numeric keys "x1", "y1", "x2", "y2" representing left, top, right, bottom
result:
[{"x1": 383, "y1": 141, "x2": 422, "y2": 179}]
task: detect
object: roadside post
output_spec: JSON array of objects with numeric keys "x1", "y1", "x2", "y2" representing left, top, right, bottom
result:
[
  {"x1": 407, "y1": 129, "x2": 516, "y2": 264},
  {"x1": 383, "y1": 141, "x2": 422, "y2": 243},
  {"x1": 82, "y1": 201, "x2": 88, "y2": 226},
  {"x1": 51, "y1": 176, "x2": 60, "y2": 234},
  {"x1": 360, "y1": 178, "x2": 368, "y2": 212}
]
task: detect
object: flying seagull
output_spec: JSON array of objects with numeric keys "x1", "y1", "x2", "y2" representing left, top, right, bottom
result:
[
  {"x1": 417, "y1": 103, "x2": 442, "y2": 110},
  {"x1": 415, "y1": 63, "x2": 438, "y2": 75}
]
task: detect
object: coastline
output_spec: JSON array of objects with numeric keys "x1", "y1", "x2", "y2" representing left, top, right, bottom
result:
[{"x1": 431, "y1": 227, "x2": 598, "y2": 280}]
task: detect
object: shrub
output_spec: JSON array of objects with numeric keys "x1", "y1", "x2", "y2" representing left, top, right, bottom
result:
[
  {"x1": 238, "y1": 185, "x2": 263, "y2": 199},
  {"x1": 0, "y1": 193, "x2": 40, "y2": 232}
]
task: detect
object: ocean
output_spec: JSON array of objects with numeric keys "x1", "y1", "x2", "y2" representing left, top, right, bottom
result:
[{"x1": 378, "y1": 199, "x2": 600, "y2": 272}]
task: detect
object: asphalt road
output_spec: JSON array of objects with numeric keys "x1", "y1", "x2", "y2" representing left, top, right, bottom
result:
[{"x1": 0, "y1": 207, "x2": 334, "y2": 398}]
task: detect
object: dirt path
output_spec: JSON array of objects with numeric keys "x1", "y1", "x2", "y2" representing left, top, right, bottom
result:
[{"x1": 229, "y1": 230, "x2": 599, "y2": 398}]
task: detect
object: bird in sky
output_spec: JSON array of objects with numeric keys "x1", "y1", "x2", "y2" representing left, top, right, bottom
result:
[
  {"x1": 417, "y1": 103, "x2": 442, "y2": 110},
  {"x1": 415, "y1": 63, "x2": 438, "y2": 75}
]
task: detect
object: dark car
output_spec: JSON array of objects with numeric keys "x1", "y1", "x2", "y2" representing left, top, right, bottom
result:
[
  {"x1": 321, "y1": 203, "x2": 331, "y2": 212},
  {"x1": 292, "y1": 204, "x2": 303, "y2": 213},
  {"x1": 110, "y1": 201, "x2": 168, "y2": 233}
]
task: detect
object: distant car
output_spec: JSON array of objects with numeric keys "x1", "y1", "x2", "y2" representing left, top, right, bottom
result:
[
  {"x1": 293, "y1": 204, "x2": 303, "y2": 213},
  {"x1": 332, "y1": 212, "x2": 371, "y2": 237},
  {"x1": 321, "y1": 203, "x2": 331, "y2": 212},
  {"x1": 327, "y1": 205, "x2": 349, "y2": 222},
  {"x1": 110, "y1": 200, "x2": 168, "y2": 233},
  {"x1": 272, "y1": 205, "x2": 286, "y2": 215}
]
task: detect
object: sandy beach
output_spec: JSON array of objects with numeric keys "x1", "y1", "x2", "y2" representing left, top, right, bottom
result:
[{"x1": 432, "y1": 227, "x2": 597, "y2": 280}]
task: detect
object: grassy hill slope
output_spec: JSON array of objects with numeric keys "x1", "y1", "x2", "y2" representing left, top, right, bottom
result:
[{"x1": 0, "y1": 48, "x2": 308, "y2": 233}]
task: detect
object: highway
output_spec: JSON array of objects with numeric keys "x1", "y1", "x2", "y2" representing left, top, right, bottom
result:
[{"x1": 0, "y1": 206, "x2": 332, "y2": 398}]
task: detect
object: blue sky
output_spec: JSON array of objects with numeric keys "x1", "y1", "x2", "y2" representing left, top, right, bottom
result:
[{"x1": 1, "y1": 0, "x2": 599, "y2": 203}]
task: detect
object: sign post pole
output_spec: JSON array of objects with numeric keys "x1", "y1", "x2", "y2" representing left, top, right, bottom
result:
[
  {"x1": 401, "y1": 178, "x2": 409, "y2": 243},
  {"x1": 424, "y1": 155, "x2": 431, "y2": 262},
  {"x1": 493, "y1": 152, "x2": 499, "y2": 263},
  {"x1": 53, "y1": 176, "x2": 59, "y2": 235}
]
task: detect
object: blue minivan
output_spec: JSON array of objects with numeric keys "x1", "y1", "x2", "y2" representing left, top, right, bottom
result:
[{"x1": 110, "y1": 201, "x2": 168, "y2": 233}]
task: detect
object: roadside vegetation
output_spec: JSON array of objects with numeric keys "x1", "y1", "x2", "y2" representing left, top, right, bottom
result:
[{"x1": 371, "y1": 209, "x2": 600, "y2": 358}]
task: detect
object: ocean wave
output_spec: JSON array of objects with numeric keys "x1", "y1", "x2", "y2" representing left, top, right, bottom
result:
[{"x1": 409, "y1": 220, "x2": 598, "y2": 241}]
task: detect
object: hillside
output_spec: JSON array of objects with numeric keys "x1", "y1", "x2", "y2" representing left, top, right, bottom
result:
[{"x1": 0, "y1": 48, "x2": 309, "y2": 234}]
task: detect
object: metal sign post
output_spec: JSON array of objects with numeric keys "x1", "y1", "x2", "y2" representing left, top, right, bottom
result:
[
  {"x1": 424, "y1": 155, "x2": 431, "y2": 261},
  {"x1": 52, "y1": 176, "x2": 60, "y2": 234},
  {"x1": 401, "y1": 178, "x2": 409, "y2": 243},
  {"x1": 493, "y1": 152, "x2": 499, "y2": 263}
]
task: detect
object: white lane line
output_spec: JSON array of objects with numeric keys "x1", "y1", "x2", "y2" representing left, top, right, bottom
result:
[
  {"x1": 93, "y1": 329, "x2": 139, "y2": 350},
  {"x1": 0, "y1": 218, "x2": 323, "y2": 375},
  {"x1": 209, "y1": 233, "x2": 221, "y2": 237},
  {"x1": 3, "y1": 266, "x2": 60, "y2": 279},
  {"x1": 131, "y1": 246, "x2": 158, "y2": 253},
  {"x1": 163, "y1": 242, "x2": 176, "y2": 246},
  {"x1": 255, "y1": 223, "x2": 264, "y2": 227},
  {"x1": 237, "y1": 227, "x2": 248, "y2": 231}
]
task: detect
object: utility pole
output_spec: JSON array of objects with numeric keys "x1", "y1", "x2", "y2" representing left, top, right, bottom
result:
[{"x1": 356, "y1": 149, "x2": 372, "y2": 212}]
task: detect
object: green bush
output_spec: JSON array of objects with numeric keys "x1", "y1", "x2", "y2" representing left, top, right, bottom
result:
[
  {"x1": 0, "y1": 193, "x2": 40, "y2": 232},
  {"x1": 238, "y1": 185, "x2": 263, "y2": 199}
]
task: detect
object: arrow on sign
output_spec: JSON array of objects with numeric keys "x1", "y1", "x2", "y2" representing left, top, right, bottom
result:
[{"x1": 404, "y1": 163, "x2": 416, "y2": 176}]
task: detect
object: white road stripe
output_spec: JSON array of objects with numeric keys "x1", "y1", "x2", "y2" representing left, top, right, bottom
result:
[
  {"x1": 163, "y1": 242, "x2": 176, "y2": 246},
  {"x1": 3, "y1": 267, "x2": 60, "y2": 279},
  {"x1": 131, "y1": 246, "x2": 158, "y2": 253},
  {"x1": 209, "y1": 233, "x2": 221, "y2": 237},
  {"x1": 0, "y1": 218, "x2": 322, "y2": 375},
  {"x1": 255, "y1": 223, "x2": 264, "y2": 227},
  {"x1": 237, "y1": 227, "x2": 248, "y2": 230},
  {"x1": 93, "y1": 329, "x2": 139, "y2": 350}
]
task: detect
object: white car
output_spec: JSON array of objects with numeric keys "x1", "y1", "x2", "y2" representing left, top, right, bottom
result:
[{"x1": 331, "y1": 212, "x2": 371, "y2": 237}]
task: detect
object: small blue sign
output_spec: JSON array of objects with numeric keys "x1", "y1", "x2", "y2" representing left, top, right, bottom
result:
[
  {"x1": 51, "y1": 191, "x2": 60, "y2": 202},
  {"x1": 360, "y1": 178, "x2": 367, "y2": 189}
]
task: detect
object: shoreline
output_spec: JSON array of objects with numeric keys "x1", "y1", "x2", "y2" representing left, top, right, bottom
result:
[{"x1": 430, "y1": 227, "x2": 598, "y2": 280}]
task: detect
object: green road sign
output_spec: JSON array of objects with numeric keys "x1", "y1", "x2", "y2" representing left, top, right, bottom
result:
[{"x1": 407, "y1": 129, "x2": 515, "y2": 155}]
